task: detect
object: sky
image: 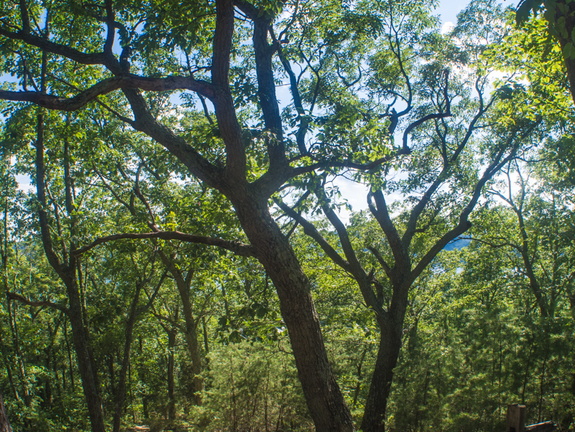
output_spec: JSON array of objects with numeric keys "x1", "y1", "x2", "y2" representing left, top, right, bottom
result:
[
  {"x1": 436, "y1": 0, "x2": 520, "y2": 25},
  {"x1": 12, "y1": 0, "x2": 525, "y2": 204},
  {"x1": 335, "y1": 0, "x2": 524, "y2": 217}
]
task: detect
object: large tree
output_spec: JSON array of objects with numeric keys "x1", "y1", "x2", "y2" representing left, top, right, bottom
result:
[
  {"x1": 0, "y1": 0, "x2": 356, "y2": 429},
  {"x1": 276, "y1": 1, "x2": 542, "y2": 430},
  {"x1": 0, "y1": 0, "x2": 546, "y2": 430}
]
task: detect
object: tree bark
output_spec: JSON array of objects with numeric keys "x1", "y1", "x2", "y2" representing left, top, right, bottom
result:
[
  {"x1": 65, "y1": 277, "x2": 107, "y2": 432},
  {"x1": 233, "y1": 196, "x2": 354, "y2": 432},
  {"x1": 167, "y1": 328, "x2": 177, "y2": 421},
  {"x1": 113, "y1": 280, "x2": 144, "y2": 432},
  {"x1": 360, "y1": 317, "x2": 404, "y2": 432},
  {"x1": 159, "y1": 255, "x2": 204, "y2": 405},
  {"x1": 548, "y1": 0, "x2": 575, "y2": 105}
]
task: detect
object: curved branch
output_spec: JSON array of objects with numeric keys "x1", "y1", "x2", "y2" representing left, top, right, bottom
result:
[
  {"x1": 7, "y1": 292, "x2": 69, "y2": 314},
  {"x1": 0, "y1": 75, "x2": 216, "y2": 111},
  {"x1": 0, "y1": 27, "x2": 109, "y2": 65},
  {"x1": 74, "y1": 231, "x2": 255, "y2": 257}
]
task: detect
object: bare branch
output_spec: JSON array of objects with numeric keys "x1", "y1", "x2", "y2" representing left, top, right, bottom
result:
[
  {"x1": 7, "y1": 292, "x2": 69, "y2": 314},
  {"x1": 74, "y1": 231, "x2": 255, "y2": 257},
  {"x1": 0, "y1": 75, "x2": 216, "y2": 111}
]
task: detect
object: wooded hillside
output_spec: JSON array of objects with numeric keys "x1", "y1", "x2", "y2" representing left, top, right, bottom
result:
[{"x1": 0, "y1": 0, "x2": 574, "y2": 431}]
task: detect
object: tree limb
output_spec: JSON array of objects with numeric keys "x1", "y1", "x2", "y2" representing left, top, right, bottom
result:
[
  {"x1": 74, "y1": 231, "x2": 255, "y2": 257},
  {"x1": 275, "y1": 198, "x2": 351, "y2": 272},
  {"x1": 7, "y1": 292, "x2": 69, "y2": 314},
  {"x1": 0, "y1": 75, "x2": 216, "y2": 111},
  {"x1": 0, "y1": 27, "x2": 109, "y2": 66}
]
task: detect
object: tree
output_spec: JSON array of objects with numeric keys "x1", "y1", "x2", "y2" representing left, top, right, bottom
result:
[
  {"x1": 0, "y1": 392, "x2": 12, "y2": 432},
  {"x1": 0, "y1": 0, "x2": 554, "y2": 430},
  {"x1": 0, "y1": 0, "x2": 355, "y2": 428},
  {"x1": 516, "y1": 0, "x2": 575, "y2": 104},
  {"x1": 276, "y1": 0, "x2": 541, "y2": 429}
]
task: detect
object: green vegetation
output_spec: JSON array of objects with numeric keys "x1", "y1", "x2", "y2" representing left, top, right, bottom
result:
[{"x1": 0, "y1": 0, "x2": 574, "y2": 431}]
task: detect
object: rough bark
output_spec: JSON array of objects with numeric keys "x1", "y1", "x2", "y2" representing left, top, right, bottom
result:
[
  {"x1": 65, "y1": 277, "x2": 106, "y2": 432},
  {"x1": 162, "y1": 257, "x2": 204, "y2": 405},
  {"x1": 233, "y1": 196, "x2": 354, "y2": 432},
  {"x1": 360, "y1": 280, "x2": 411, "y2": 432},
  {"x1": 548, "y1": 0, "x2": 575, "y2": 105},
  {"x1": 113, "y1": 281, "x2": 144, "y2": 432},
  {"x1": 360, "y1": 324, "x2": 403, "y2": 432}
]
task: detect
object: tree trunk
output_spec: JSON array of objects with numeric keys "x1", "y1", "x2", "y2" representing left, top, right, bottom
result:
[
  {"x1": 65, "y1": 278, "x2": 106, "y2": 432},
  {"x1": 234, "y1": 197, "x2": 354, "y2": 432},
  {"x1": 113, "y1": 282, "x2": 143, "y2": 432},
  {"x1": 361, "y1": 275, "x2": 411, "y2": 432},
  {"x1": 550, "y1": 0, "x2": 575, "y2": 105},
  {"x1": 181, "y1": 318, "x2": 203, "y2": 405},
  {"x1": 360, "y1": 318, "x2": 403, "y2": 432},
  {"x1": 0, "y1": 393, "x2": 12, "y2": 432},
  {"x1": 167, "y1": 262, "x2": 203, "y2": 405},
  {"x1": 167, "y1": 328, "x2": 177, "y2": 421}
]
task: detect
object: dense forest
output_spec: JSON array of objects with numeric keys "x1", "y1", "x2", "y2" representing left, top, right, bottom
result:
[{"x1": 0, "y1": 0, "x2": 574, "y2": 431}]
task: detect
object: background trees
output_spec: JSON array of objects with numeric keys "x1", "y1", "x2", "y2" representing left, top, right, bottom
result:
[{"x1": 0, "y1": 0, "x2": 574, "y2": 431}]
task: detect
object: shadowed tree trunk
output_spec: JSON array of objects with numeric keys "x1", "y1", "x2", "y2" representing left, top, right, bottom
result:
[{"x1": 34, "y1": 114, "x2": 106, "y2": 432}]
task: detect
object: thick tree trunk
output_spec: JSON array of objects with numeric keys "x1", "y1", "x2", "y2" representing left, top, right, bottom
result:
[
  {"x1": 360, "y1": 320, "x2": 403, "y2": 432},
  {"x1": 550, "y1": 0, "x2": 575, "y2": 105},
  {"x1": 234, "y1": 197, "x2": 354, "y2": 432},
  {"x1": 361, "y1": 277, "x2": 411, "y2": 432}
]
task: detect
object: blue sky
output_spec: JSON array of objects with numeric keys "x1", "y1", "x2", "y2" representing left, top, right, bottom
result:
[{"x1": 436, "y1": 0, "x2": 520, "y2": 24}]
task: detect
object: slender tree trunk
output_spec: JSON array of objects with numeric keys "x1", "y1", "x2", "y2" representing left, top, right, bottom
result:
[
  {"x1": 234, "y1": 197, "x2": 354, "y2": 432},
  {"x1": 181, "y1": 318, "x2": 203, "y2": 405},
  {"x1": 6, "y1": 298, "x2": 31, "y2": 407},
  {"x1": 65, "y1": 277, "x2": 106, "y2": 432},
  {"x1": 167, "y1": 328, "x2": 177, "y2": 422},
  {"x1": 160, "y1": 256, "x2": 204, "y2": 405},
  {"x1": 113, "y1": 282, "x2": 143, "y2": 432}
]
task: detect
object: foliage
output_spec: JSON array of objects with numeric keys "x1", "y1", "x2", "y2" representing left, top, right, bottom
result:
[{"x1": 0, "y1": 0, "x2": 575, "y2": 431}]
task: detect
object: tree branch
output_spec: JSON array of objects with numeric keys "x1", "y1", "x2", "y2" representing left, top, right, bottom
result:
[
  {"x1": 0, "y1": 75, "x2": 216, "y2": 111},
  {"x1": 0, "y1": 27, "x2": 109, "y2": 66},
  {"x1": 275, "y1": 198, "x2": 351, "y2": 272},
  {"x1": 74, "y1": 231, "x2": 255, "y2": 257},
  {"x1": 211, "y1": 0, "x2": 246, "y2": 180},
  {"x1": 7, "y1": 292, "x2": 69, "y2": 314}
]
